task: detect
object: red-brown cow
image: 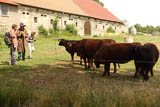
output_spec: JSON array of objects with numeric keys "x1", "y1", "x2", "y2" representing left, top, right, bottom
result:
[
  {"x1": 94, "y1": 43, "x2": 141, "y2": 76},
  {"x1": 131, "y1": 43, "x2": 159, "y2": 80},
  {"x1": 75, "y1": 39, "x2": 116, "y2": 70}
]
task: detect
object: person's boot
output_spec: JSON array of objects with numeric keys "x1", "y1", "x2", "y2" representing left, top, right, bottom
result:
[{"x1": 18, "y1": 52, "x2": 21, "y2": 61}]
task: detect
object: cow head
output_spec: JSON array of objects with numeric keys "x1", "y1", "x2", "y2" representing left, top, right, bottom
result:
[{"x1": 58, "y1": 38, "x2": 65, "y2": 46}]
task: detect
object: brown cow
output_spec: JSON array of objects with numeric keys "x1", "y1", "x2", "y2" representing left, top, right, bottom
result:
[
  {"x1": 76, "y1": 39, "x2": 116, "y2": 70},
  {"x1": 58, "y1": 39, "x2": 80, "y2": 61},
  {"x1": 94, "y1": 43, "x2": 142, "y2": 76},
  {"x1": 130, "y1": 43, "x2": 159, "y2": 80}
]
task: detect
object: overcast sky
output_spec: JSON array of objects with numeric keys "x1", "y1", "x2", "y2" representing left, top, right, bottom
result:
[{"x1": 101, "y1": 0, "x2": 160, "y2": 27}]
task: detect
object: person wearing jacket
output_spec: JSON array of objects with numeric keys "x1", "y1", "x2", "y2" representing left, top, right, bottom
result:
[{"x1": 16, "y1": 23, "x2": 28, "y2": 61}]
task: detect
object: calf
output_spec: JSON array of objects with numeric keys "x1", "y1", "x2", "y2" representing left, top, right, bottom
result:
[
  {"x1": 58, "y1": 39, "x2": 79, "y2": 61},
  {"x1": 94, "y1": 43, "x2": 141, "y2": 76},
  {"x1": 131, "y1": 43, "x2": 159, "y2": 80}
]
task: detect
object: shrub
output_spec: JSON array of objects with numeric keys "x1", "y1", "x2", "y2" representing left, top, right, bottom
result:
[
  {"x1": 38, "y1": 25, "x2": 48, "y2": 38},
  {"x1": 49, "y1": 28, "x2": 54, "y2": 34},
  {"x1": 53, "y1": 16, "x2": 59, "y2": 34},
  {"x1": 107, "y1": 26, "x2": 115, "y2": 33},
  {"x1": 65, "y1": 24, "x2": 77, "y2": 35}
]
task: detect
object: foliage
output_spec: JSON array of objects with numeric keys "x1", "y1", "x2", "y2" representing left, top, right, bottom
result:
[
  {"x1": 107, "y1": 26, "x2": 115, "y2": 33},
  {"x1": 53, "y1": 16, "x2": 59, "y2": 34},
  {"x1": 38, "y1": 25, "x2": 48, "y2": 38},
  {"x1": 0, "y1": 33, "x2": 5, "y2": 38},
  {"x1": 49, "y1": 28, "x2": 54, "y2": 34},
  {"x1": 65, "y1": 24, "x2": 77, "y2": 35},
  {"x1": 134, "y1": 24, "x2": 160, "y2": 34},
  {"x1": 93, "y1": 0, "x2": 104, "y2": 6}
]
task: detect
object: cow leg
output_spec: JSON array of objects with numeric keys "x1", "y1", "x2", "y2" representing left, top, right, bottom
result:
[
  {"x1": 118, "y1": 63, "x2": 120, "y2": 68},
  {"x1": 113, "y1": 63, "x2": 117, "y2": 73},
  {"x1": 134, "y1": 63, "x2": 141, "y2": 77},
  {"x1": 103, "y1": 63, "x2": 110, "y2": 76},
  {"x1": 150, "y1": 66, "x2": 154, "y2": 76},
  {"x1": 90, "y1": 59, "x2": 93, "y2": 67},
  {"x1": 144, "y1": 69, "x2": 149, "y2": 81},
  {"x1": 80, "y1": 57, "x2": 82, "y2": 65},
  {"x1": 84, "y1": 58, "x2": 87, "y2": 70},
  {"x1": 87, "y1": 58, "x2": 91, "y2": 69},
  {"x1": 71, "y1": 53, "x2": 74, "y2": 61}
]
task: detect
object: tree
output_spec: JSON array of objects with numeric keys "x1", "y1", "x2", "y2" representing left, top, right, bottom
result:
[
  {"x1": 53, "y1": 16, "x2": 59, "y2": 34},
  {"x1": 93, "y1": 0, "x2": 104, "y2": 6},
  {"x1": 107, "y1": 26, "x2": 115, "y2": 33},
  {"x1": 134, "y1": 24, "x2": 143, "y2": 32}
]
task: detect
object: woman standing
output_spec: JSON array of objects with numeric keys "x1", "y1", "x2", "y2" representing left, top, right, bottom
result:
[{"x1": 27, "y1": 32, "x2": 36, "y2": 59}]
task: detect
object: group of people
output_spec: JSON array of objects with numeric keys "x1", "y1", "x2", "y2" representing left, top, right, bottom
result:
[{"x1": 9, "y1": 23, "x2": 36, "y2": 65}]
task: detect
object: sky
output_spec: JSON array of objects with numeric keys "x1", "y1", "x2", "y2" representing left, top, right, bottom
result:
[{"x1": 101, "y1": 0, "x2": 160, "y2": 27}]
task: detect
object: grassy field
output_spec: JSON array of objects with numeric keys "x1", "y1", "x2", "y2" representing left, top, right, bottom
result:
[{"x1": 0, "y1": 35, "x2": 160, "y2": 107}]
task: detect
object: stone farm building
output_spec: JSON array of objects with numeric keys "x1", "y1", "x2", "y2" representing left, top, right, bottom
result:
[{"x1": 0, "y1": 0, "x2": 128, "y2": 36}]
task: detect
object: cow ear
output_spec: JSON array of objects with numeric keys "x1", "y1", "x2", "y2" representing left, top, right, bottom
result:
[{"x1": 58, "y1": 39, "x2": 61, "y2": 41}]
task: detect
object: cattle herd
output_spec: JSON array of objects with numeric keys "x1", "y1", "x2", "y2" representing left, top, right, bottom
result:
[{"x1": 58, "y1": 38, "x2": 159, "y2": 81}]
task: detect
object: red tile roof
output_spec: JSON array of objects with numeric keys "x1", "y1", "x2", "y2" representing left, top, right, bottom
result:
[
  {"x1": 73, "y1": 0, "x2": 122, "y2": 23},
  {"x1": 0, "y1": 0, "x2": 18, "y2": 5}
]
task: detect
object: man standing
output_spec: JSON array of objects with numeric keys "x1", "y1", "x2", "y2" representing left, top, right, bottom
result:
[
  {"x1": 9, "y1": 24, "x2": 18, "y2": 65},
  {"x1": 16, "y1": 23, "x2": 28, "y2": 61}
]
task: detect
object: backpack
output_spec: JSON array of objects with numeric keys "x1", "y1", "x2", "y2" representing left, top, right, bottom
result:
[{"x1": 4, "y1": 32, "x2": 12, "y2": 46}]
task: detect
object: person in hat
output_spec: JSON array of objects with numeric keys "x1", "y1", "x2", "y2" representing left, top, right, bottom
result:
[{"x1": 16, "y1": 23, "x2": 28, "y2": 61}]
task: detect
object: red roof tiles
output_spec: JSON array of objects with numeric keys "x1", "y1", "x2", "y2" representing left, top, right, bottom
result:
[
  {"x1": 73, "y1": 0, "x2": 122, "y2": 23},
  {"x1": 0, "y1": 0, "x2": 18, "y2": 5}
]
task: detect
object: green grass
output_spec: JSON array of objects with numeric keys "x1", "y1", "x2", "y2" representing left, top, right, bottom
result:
[{"x1": 0, "y1": 35, "x2": 160, "y2": 107}]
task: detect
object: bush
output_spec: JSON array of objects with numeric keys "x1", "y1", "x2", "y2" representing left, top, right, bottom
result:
[
  {"x1": 0, "y1": 33, "x2": 5, "y2": 38},
  {"x1": 107, "y1": 26, "x2": 115, "y2": 33},
  {"x1": 38, "y1": 25, "x2": 48, "y2": 38},
  {"x1": 65, "y1": 24, "x2": 77, "y2": 35},
  {"x1": 49, "y1": 28, "x2": 54, "y2": 34}
]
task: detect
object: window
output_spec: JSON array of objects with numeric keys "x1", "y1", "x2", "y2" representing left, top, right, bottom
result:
[
  {"x1": 103, "y1": 26, "x2": 105, "y2": 29},
  {"x1": 96, "y1": 25, "x2": 98, "y2": 29},
  {"x1": 64, "y1": 21, "x2": 67, "y2": 25},
  {"x1": 22, "y1": 12, "x2": 25, "y2": 14},
  {"x1": 50, "y1": 19, "x2": 53, "y2": 24},
  {"x1": 41, "y1": 14, "x2": 43, "y2": 16},
  {"x1": 75, "y1": 22, "x2": 78, "y2": 27},
  {"x1": 27, "y1": 12, "x2": 29, "y2": 15},
  {"x1": 1, "y1": 4, "x2": 9, "y2": 16},
  {"x1": 44, "y1": 15, "x2": 47, "y2": 17},
  {"x1": 34, "y1": 17, "x2": 37, "y2": 23}
]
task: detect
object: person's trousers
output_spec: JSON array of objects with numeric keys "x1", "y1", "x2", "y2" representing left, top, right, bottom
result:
[
  {"x1": 18, "y1": 48, "x2": 26, "y2": 60},
  {"x1": 28, "y1": 43, "x2": 35, "y2": 58},
  {"x1": 9, "y1": 46, "x2": 16, "y2": 65}
]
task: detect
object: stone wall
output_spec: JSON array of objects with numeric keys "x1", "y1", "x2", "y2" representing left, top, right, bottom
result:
[
  {"x1": 0, "y1": 4, "x2": 19, "y2": 33},
  {"x1": 0, "y1": 4, "x2": 128, "y2": 36}
]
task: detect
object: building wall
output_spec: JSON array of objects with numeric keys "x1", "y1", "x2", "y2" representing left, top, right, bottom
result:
[
  {"x1": 0, "y1": 4, "x2": 128, "y2": 36},
  {"x1": 0, "y1": 3, "x2": 19, "y2": 32}
]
